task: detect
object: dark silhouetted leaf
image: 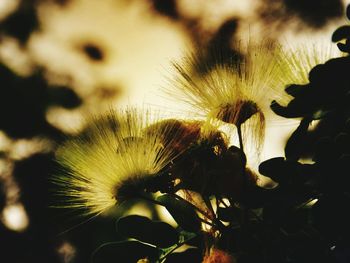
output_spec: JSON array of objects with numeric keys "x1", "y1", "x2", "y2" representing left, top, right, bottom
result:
[
  {"x1": 337, "y1": 42, "x2": 350, "y2": 52},
  {"x1": 332, "y1": 25, "x2": 350, "y2": 42},
  {"x1": 157, "y1": 194, "x2": 201, "y2": 232},
  {"x1": 285, "y1": 118, "x2": 311, "y2": 161},
  {"x1": 259, "y1": 157, "x2": 285, "y2": 181},
  {"x1": 285, "y1": 84, "x2": 305, "y2": 97},
  {"x1": 0, "y1": 3, "x2": 39, "y2": 44},
  {"x1": 116, "y1": 215, "x2": 179, "y2": 248},
  {"x1": 92, "y1": 240, "x2": 159, "y2": 263}
]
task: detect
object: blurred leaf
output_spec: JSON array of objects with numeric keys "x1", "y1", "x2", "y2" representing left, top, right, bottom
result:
[
  {"x1": 116, "y1": 215, "x2": 179, "y2": 248},
  {"x1": 48, "y1": 86, "x2": 82, "y2": 109},
  {"x1": 92, "y1": 240, "x2": 159, "y2": 263},
  {"x1": 0, "y1": 2, "x2": 39, "y2": 44},
  {"x1": 157, "y1": 194, "x2": 201, "y2": 232}
]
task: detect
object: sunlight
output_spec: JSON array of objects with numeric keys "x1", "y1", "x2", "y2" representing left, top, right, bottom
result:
[{"x1": 2, "y1": 203, "x2": 29, "y2": 232}]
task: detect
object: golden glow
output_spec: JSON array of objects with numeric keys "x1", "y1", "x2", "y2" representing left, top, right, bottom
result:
[
  {"x1": 0, "y1": 131, "x2": 54, "y2": 160},
  {"x1": 0, "y1": 0, "x2": 19, "y2": 20},
  {"x1": 10, "y1": 137, "x2": 54, "y2": 160},
  {"x1": 0, "y1": 37, "x2": 34, "y2": 76},
  {"x1": 0, "y1": 131, "x2": 11, "y2": 152},
  {"x1": 30, "y1": 0, "x2": 191, "y2": 106},
  {"x1": 46, "y1": 106, "x2": 86, "y2": 135},
  {"x1": 2, "y1": 203, "x2": 29, "y2": 232}
]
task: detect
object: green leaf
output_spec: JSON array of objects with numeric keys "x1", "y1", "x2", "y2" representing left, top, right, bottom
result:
[
  {"x1": 157, "y1": 194, "x2": 201, "y2": 232},
  {"x1": 116, "y1": 215, "x2": 179, "y2": 248},
  {"x1": 180, "y1": 230, "x2": 206, "y2": 248},
  {"x1": 92, "y1": 240, "x2": 159, "y2": 263}
]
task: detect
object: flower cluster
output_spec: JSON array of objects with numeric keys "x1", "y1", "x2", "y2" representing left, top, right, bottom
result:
[{"x1": 52, "y1": 12, "x2": 349, "y2": 261}]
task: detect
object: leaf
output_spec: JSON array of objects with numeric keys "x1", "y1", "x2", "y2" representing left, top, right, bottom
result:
[
  {"x1": 157, "y1": 194, "x2": 202, "y2": 232},
  {"x1": 337, "y1": 42, "x2": 350, "y2": 53},
  {"x1": 285, "y1": 118, "x2": 311, "y2": 161},
  {"x1": 116, "y1": 215, "x2": 179, "y2": 248},
  {"x1": 285, "y1": 84, "x2": 305, "y2": 97},
  {"x1": 332, "y1": 25, "x2": 350, "y2": 42},
  {"x1": 92, "y1": 240, "x2": 159, "y2": 263},
  {"x1": 48, "y1": 86, "x2": 82, "y2": 109},
  {"x1": 181, "y1": 231, "x2": 205, "y2": 248},
  {"x1": 258, "y1": 157, "x2": 285, "y2": 181}
]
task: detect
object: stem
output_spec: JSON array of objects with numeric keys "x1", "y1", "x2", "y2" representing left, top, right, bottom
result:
[
  {"x1": 159, "y1": 234, "x2": 197, "y2": 263},
  {"x1": 203, "y1": 196, "x2": 227, "y2": 232},
  {"x1": 203, "y1": 196, "x2": 215, "y2": 219},
  {"x1": 236, "y1": 124, "x2": 249, "y2": 227},
  {"x1": 237, "y1": 124, "x2": 244, "y2": 152}
]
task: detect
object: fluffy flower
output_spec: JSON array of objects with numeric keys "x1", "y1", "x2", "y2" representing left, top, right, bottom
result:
[
  {"x1": 202, "y1": 248, "x2": 236, "y2": 263},
  {"x1": 166, "y1": 41, "x2": 341, "y2": 153},
  {"x1": 52, "y1": 109, "x2": 186, "y2": 216},
  {"x1": 278, "y1": 41, "x2": 342, "y2": 86},
  {"x1": 167, "y1": 42, "x2": 286, "y2": 152}
]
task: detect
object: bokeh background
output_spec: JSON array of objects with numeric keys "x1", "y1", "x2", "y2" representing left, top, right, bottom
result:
[{"x1": 0, "y1": 0, "x2": 349, "y2": 262}]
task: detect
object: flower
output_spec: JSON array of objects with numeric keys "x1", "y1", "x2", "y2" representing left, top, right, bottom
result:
[
  {"x1": 52, "y1": 108, "x2": 186, "y2": 216},
  {"x1": 166, "y1": 40, "x2": 341, "y2": 154},
  {"x1": 202, "y1": 248, "x2": 236, "y2": 263},
  {"x1": 167, "y1": 41, "x2": 288, "y2": 153},
  {"x1": 278, "y1": 41, "x2": 342, "y2": 86}
]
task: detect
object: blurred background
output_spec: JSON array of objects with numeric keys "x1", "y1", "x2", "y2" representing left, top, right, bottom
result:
[{"x1": 0, "y1": 0, "x2": 349, "y2": 262}]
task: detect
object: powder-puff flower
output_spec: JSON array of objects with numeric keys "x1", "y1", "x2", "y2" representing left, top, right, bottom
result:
[
  {"x1": 52, "y1": 108, "x2": 187, "y2": 216},
  {"x1": 165, "y1": 40, "x2": 341, "y2": 154},
  {"x1": 278, "y1": 41, "x2": 343, "y2": 86},
  {"x1": 166, "y1": 42, "x2": 288, "y2": 152}
]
